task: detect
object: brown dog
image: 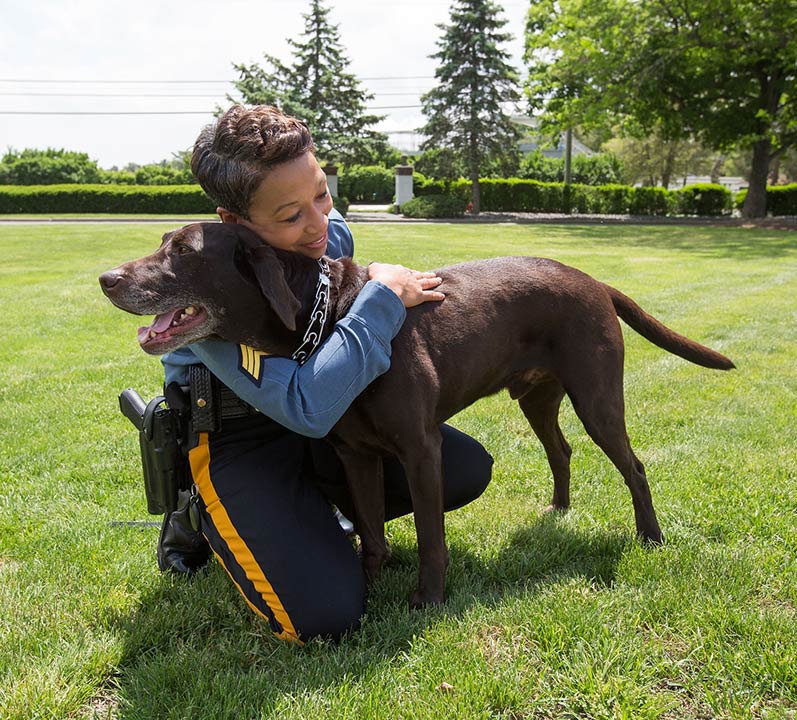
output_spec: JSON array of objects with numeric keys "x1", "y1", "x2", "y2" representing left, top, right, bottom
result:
[{"x1": 100, "y1": 222, "x2": 734, "y2": 607}]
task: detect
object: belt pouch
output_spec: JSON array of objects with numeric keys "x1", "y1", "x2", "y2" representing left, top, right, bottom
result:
[{"x1": 188, "y1": 364, "x2": 220, "y2": 433}]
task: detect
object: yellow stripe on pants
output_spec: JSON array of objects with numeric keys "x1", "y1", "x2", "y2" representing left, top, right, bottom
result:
[{"x1": 189, "y1": 432, "x2": 302, "y2": 644}]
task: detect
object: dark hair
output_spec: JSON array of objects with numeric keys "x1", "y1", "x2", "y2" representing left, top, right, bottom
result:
[{"x1": 191, "y1": 105, "x2": 314, "y2": 219}]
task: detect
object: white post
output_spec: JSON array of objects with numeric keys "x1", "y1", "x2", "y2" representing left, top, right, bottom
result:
[
  {"x1": 395, "y1": 156, "x2": 414, "y2": 208},
  {"x1": 324, "y1": 164, "x2": 339, "y2": 198}
]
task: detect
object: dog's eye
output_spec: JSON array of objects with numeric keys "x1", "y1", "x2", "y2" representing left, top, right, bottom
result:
[{"x1": 173, "y1": 243, "x2": 193, "y2": 255}]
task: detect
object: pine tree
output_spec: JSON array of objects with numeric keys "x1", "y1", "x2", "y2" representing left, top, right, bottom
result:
[
  {"x1": 420, "y1": 0, "x2": 520, "y2": 213},
  {"x1": 230, "y1": 0, "x2": 389, "y2": 166}
]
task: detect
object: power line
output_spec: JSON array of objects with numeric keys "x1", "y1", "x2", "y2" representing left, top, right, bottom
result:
[
  {"x1": 0, "y1": 110, "x2": 216, "y2": 116},
  {"x1": 370, "y1": 105, "x2": 423, "y2": 110},
  {"x1": 0, "y1": 75, "x2": 435, "y2": 84},
  {"x1": 0, "y1": 92, "x2": 226, "y2": 98},
  {"x1": 0, "y1": 78, "x2": 233, "y2": 84},
  {"x1": 0, "y1": 105, "x2": 423, "y2": 115},
  {"x1": 0, "y1": 90, "x2": 428, "y2": 98}
]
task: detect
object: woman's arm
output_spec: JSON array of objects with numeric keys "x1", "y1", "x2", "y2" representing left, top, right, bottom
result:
[
  {"x1": 162, "y1": 209, "x2": 443, "y2": 436},
  {"x1": 186, "y1": 279, "x2": 406, "y2": 437}
]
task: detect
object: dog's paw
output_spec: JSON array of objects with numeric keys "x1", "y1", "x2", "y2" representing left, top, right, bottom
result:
[
  {"x1": 409, "y1": 588, "x2": 445, "y2": 610},
  {"x1": 542, "y1": 502, "x2": 569, "y2": 514},
  {"x1": 361, "y1": 550, "x2": 389, "y2": 583}
]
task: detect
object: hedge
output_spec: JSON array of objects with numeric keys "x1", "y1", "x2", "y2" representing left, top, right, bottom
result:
[
  {"x1": 0, "y1": 184, "x2": 215, "y2": 214},
  {"x1": 735, "y1": 184, "x2": 797, "y2": 216},
  {"x1": 332, "y1": 195, "x2": 350, "y2": 217},
  {"x1": 767, "y1": 184, "x2": 797, "y2": 215},
  {"x1": 673, "y1": 183, "x2": 732, "y2": 216},
  {"x1": 413, "y1": 178, "x2": 736, "y2": 217},
  {"x1": 5, "y1": 180, "x2": 795, "y2": 217},
  {"x1": 399, "y1": 194, "x2": 466, "y2": 218}
]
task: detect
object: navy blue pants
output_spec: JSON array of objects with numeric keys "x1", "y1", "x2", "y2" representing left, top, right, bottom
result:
[{"x1": 189, "y1": 414, "x2": 493, "y2": 643}]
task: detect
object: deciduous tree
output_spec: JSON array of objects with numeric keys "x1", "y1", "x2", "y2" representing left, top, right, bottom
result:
[
  {"x1": 525, "y1": 0, "x2": 797, "y2": 217},
  {"x1": 0, "y1": 148, "x2": 101, "y2": 185}
]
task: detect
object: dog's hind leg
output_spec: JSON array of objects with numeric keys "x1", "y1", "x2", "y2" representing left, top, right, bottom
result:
[
  {"x1": 564, "y1": 363, "x2": 663, "y2": 544},
  {"x1": 515, "y1": 380, "x2": 572, "y2": 512}
]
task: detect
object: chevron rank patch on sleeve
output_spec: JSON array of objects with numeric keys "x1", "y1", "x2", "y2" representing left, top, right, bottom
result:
[{"x1": 238, "y1": 343, "x2": 271, "y2": 385}]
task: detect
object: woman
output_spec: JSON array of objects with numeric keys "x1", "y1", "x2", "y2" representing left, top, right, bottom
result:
[{"x1": 160, "y1": 104, "x2": 493, "y2": 643}]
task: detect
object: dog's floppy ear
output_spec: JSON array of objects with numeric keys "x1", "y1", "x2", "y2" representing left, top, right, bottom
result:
[{"x1": 245, "y1": 244, "x2": 301, "y2": 331}]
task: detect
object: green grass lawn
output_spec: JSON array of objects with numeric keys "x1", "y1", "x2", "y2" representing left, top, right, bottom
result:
[{"x1": 0, "y1": 220, "x2": 795, "y2": 719}]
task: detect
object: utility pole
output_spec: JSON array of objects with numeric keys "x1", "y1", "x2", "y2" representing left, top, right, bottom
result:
[{"x1": 564, "y1": 128, "x2": 573, "y2": 184}]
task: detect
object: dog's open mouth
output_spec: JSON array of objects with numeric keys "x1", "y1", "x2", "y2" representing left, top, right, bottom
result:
[{"x1": 137, "y1": 305, "x2": 207, "y2": 353}]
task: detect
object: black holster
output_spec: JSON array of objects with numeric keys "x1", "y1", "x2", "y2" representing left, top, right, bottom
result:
[{"x1": 119, "y1": 388, "x2": 190, "y2": 515}]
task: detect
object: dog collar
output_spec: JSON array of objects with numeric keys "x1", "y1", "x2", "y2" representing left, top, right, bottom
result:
[{"x1": 292, "y1": 258, "x2": 331, "y2": 365}]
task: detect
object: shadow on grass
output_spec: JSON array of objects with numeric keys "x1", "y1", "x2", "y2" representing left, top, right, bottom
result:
[
  {"x1": 524, "y1": 223, "x2": 797, "y2": 261},
  {"x1": 108, "y1": 512, "x2": 632, "y2": 718}
]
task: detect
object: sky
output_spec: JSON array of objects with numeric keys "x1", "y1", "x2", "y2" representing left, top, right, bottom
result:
[{"x1": 0, "y1": 0, "x2": 529, "y2": 169}]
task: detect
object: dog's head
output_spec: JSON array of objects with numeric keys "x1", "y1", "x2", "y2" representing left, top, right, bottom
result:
[{"x1": 99, "y1": 223, "x2": 302, "y2": 354}]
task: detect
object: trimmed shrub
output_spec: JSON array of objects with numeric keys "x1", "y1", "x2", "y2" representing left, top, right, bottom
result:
[
  {"x1": 332, "y1": 195, "x2": 350, "y2": 217},
  {"x1": 735, "y1": 185, "x2": 797, "y2": 215},
  {"x1": 414, "y1": 176, "x2": 469, "y2": 201},
  {"x1": 422, "y1": 178, "x2": 671, "y2": 215},
  {"x1": 400, "y1": 194, "x2": 466, "y2": 218},
  {"x1": 589, "y1": 184, "x2": 632, "y2": 214},
  {"x1": 479, "y1": 178, "x2": 564, "y2": 213},
  {"x1": 338, "y1": 165, "x2": 394, "y2": 203},
  {"x1": 628, "y1": 186, "x2": 673, "y2": 216},
  {"x1": 673, "y1": 183, "x2": 732, "y2": 216},
  {"x1": 767, "y1": 184, "x2": 797, "y2": 215},
  {"x1": 0, "y1": 184, "x2": 215, "y2": 214},
  {"x1": 734, "y1": 189, "x2": 746, "y2": 211}
]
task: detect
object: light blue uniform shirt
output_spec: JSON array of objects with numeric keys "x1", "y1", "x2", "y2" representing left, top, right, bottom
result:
[{"x1": 161, "y1": 209, "x2": 405, "y2": 438}]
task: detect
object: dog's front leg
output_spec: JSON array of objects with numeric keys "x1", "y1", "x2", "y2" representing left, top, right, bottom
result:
[
  {"x1": 399, "y1": 432, "x2": 447, "y2": 609},
  {"x1": 334, "y1": 447, "x2": 388, "y2": 582}
]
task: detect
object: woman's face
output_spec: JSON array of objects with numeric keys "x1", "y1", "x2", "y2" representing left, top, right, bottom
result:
[{"x1": 223, "y1": 151, "x2": 334, "y2": 260}]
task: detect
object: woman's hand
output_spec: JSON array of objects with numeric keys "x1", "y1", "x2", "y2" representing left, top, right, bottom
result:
[{"x1": 367, "y1": 262, "x2": 445, "y2": 308}]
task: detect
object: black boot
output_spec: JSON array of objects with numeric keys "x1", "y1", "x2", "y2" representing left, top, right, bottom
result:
[{"x1": 157, "y1": 489, "x2": 211, "y2": 575}]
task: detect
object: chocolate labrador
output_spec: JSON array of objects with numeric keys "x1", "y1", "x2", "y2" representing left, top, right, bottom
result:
[{"x1": 100, "y1": 222, "x2": 734, "y2": 607}]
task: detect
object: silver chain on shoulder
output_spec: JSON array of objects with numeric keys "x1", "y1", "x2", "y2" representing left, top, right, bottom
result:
[{"x1": 292, "y1": 258, "x2": 331, "y2": 365}]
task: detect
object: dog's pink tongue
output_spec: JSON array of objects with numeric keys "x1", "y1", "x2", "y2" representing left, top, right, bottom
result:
[
  {"x1": 152, "y1": 310, "x2": 181, "y2": 333},
  {"x1": 137, "y1": 309, "x2": 182, "y2": 344}
]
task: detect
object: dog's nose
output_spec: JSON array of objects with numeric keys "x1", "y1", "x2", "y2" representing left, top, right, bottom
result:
[{"x1": 99, "y1": 270, "x2": 123, "y2": 292}]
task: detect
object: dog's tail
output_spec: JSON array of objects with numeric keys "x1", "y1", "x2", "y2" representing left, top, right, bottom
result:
[{"x1": 606, "y1": 285, "x2": 735, "y2": 370}]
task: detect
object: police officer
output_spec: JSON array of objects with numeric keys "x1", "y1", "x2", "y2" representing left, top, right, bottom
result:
[{"x1": 157, "y1": 105, "x2": 494, "y2": 643}]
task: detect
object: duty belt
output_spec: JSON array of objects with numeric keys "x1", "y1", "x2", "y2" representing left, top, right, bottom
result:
[{"x1": 187, "y1": 364, "x2": 259, "y2": 433}]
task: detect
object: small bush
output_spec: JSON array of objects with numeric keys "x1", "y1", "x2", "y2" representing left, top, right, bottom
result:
[
  {"x1": 767, "y1": 184, "x2": 797, "y2": 216},
  {"x1": 479, "y1": 179, "x2": 563, "y2": 213},
  {"x1": 400, "y1": 194, "x2": 466, "y2": 218},
  {"x1": 415, "y1": 178, "x2": 471, "y2": 206},
  {"x1": 338, "y1": 165, "x2": 394, "y2": 203},
  {"x1": 735, "y1": 185, "x2": 797, "y2": 215},
  {"x1": 590, "y1": 184, "x2": 632, "y2": 214},
  {"x1": 332, "y1": 195, "x2": 350, "y2": 217},
  {"x1": 674, "y1": 183, "x2": 732, "y2": 216},
  {"x1": 628, "y1": 186, "x2": 673, "y2": 216}
]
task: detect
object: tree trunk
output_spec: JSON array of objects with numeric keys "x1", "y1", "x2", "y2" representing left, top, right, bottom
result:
[
  {"x1": 471, "y1": 174, "x2": 481, "y2": 215},
  {"x1": 768, "y1": 153, "x2": 781, "y2": 185},
  {"x1": 742, "y1": 138, "x2": 771, "y2": 218},
  {"x1": 661, "y1": 144, "x2": 677, "y2": 189},
  {"x1": 467, "y1": 117, "x2": 481, "y2": 214},
  {"x1": 710, "y1": 154, "x2": 725, "y2": 184}
]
